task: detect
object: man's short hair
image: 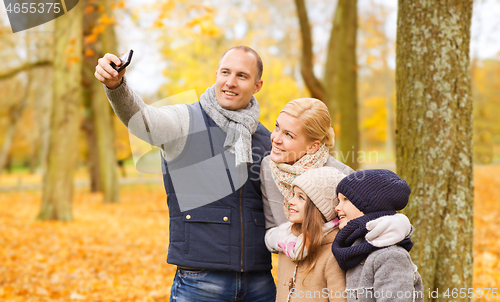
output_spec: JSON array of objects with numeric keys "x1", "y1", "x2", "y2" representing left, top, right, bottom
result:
[{"x1": 219, "y1": 46, "x2": 263, "y2": 82}]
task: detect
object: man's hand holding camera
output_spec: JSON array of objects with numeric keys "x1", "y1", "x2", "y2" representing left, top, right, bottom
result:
[{"x1": 94, "y1": 53, "x2": 126, "y2": 90}]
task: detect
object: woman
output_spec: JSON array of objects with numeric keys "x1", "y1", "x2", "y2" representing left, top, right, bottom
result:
[{"x1": 261, "y1": 98, "x2": 353, "y2": 229}]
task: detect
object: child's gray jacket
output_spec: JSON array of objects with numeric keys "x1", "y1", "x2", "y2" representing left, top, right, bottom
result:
[{"x1": 345, "y1": 245, "x2": 424, "y2": 302}]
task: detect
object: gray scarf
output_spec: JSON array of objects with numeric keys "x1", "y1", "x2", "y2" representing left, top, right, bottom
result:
[{"x1": 199, "y1": 85, "x2": 260, "y2": 167}]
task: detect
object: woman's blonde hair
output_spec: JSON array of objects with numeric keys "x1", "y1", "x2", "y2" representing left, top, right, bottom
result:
[{"x1": 280, "y1": 98, "x2": 335, "y2": 149}]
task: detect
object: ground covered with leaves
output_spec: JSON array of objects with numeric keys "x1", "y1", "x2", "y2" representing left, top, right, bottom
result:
[
  {"x1": 0, "y1": 165, "x2": 498, "y2": 301},
  {"x1": 473, "y1": 164, "x2": 500, "y2": 301},
  {"x1": 0, "y1": 183, "x2": 174, "y2": 301}
]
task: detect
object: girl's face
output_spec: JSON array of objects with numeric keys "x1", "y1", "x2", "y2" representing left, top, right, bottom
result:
[
  {"x1": 335, "y1": 193, "x2": 364, "y2": 229},
  {"x1": 270, "y1": 113, "x2": 320, "y2": 164},
  {"x1": 288, "y1": 186, "x2": 309, "y2": 224}
]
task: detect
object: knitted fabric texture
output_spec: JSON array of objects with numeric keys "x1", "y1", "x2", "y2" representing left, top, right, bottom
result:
[
  {"x1": 291, "y1": 167, "x2": 346, "y2": 221},
  {"x1": 331, "y1": 212, "x2": 413, "y2": 271},
  {"x1": 335, "y1": 169, "x2": 411, "y2": 214},
  {"x1": 270, "y1": 144, "x2": 330, "y2": 218},
  {"x1": 199, "y1": 84, "x2": 260, "y2": 167}
]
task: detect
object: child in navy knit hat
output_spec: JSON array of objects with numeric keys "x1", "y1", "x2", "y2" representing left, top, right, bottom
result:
[{"x1": 331, "y1": 169, "x2": 424, "y2": 302}]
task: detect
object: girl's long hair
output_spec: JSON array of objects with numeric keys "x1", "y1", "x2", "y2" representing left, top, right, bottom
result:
[{"x1": 296, "y1": 197, "x2": 327, "y2": 277}]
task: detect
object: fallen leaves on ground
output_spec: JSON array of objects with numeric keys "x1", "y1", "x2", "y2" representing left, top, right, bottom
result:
[
  {"x1": 0, "y1": 165, "x2": 498, "y2": 301},
  {"x1": 473, "y1": 164, "x2": 500, "y2": 302},
  {"x1": 0, "y1": 183, "x2": 174, "y2": 302}
]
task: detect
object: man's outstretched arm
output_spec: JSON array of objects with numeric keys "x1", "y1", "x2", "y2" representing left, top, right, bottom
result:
[{"x1": 94, "y1": 53, "x2": 190, "y2": 161}]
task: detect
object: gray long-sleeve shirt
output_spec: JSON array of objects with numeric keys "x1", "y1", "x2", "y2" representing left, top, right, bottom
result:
[{"x1": 104, "y1": 77, "x2": 191, "y2": 161}]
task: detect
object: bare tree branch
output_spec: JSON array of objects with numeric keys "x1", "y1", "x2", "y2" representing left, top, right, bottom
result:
[{"x1": 0, "y1": 60, "x2": 51, "y2": 80}]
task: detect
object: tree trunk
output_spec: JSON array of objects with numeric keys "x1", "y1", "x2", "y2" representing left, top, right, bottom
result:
[
  {"x1": 81, "y1": 115, "x2": 102, "y2": 192},
  {"x1": 94, "y1": 0, "x2": 119, "y2": 203},
  {"x1": 37, "y1": 4, "x2": 83, "y2": 221},
  {"x1": 0, "y1": 33, "x2": 33, "y2": 177},
  {"x1": 37, "y1": 68, "x2": 53, "y2": 177},
  {"x1": 396, "y1": 1, "x2": 473, "y2": 301},
  {"x1": 4, "y1": 153, "x2": 13, "y2": 174},
  {"x1": 0, "y1": 78, "x2": 30, "y2": 178},
  {"x1": 294, "y1": 0, "x2": 360, "y2": 165},
  {"x1": 294, "y1": 0, "x2": 328, "y2": 103},
  {"x1": 91, "y1": 77, "x2": 120, "y2": 203},
  {"x1": 82, "y1": 0, "x2": 120, "y2": 203},
  {"x1": 334, "y1": 0, "x2": 359, "y2": 170},
  {"x1": 323, "y1": 2, "x2": 341, "y2": 127},
  {"x1": 81, "y1": 0, "x2": 102, "y2": 193}
]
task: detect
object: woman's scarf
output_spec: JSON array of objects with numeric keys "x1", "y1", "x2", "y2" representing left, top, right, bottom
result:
[
  {"x1": 199, "y1": 85, "x2": 260, "y2": 167},
  {"x1": 331, "y1": 212, "x2": 414, "y2": 271},
  {"x1": 270, "y1": 144, "x2": 330, "y2": 217}
]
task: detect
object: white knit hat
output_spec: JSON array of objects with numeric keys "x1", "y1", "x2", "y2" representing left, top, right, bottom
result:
[{"x1": 291, "y1": 167, "x2": 347, "y2": 221}]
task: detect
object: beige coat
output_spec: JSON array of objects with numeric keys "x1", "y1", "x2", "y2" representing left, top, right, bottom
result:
[{"x1": 276, "y1": 228, "x2": 347, "y2": 302}]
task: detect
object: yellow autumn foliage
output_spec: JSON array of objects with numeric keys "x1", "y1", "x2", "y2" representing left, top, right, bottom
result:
[{"x1": 361, "y1": 96, "x2": 387, "y2": 145}]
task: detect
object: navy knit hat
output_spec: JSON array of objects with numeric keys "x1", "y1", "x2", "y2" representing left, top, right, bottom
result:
[{"x1": 335, "y1": 169, "x2": 411, "y2": 214}]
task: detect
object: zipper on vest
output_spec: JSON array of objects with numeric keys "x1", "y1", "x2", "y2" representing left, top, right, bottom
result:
[{"x1": 239, "y1": 185, "x2": 244, "y2": 272}]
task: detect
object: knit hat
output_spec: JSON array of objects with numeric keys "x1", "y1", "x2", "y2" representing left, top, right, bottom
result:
[
  {"x1": 335, "y1": 169, "x2": 411, "y2": 214},
  {"x1": 291, "y1": 167, "x2": 347, "y2": 221}
]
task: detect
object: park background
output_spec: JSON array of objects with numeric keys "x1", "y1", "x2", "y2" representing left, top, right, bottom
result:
[{"x1": 0, "y1": 0, "x2": 499, "y2": 301}]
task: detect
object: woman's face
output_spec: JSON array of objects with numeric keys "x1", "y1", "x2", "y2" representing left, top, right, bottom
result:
[{"x1": 270, "y1": 113, "x2": 318, "y2": 164}]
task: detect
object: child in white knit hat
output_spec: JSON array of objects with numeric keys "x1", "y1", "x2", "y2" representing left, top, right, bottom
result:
[{"x1": 265, "y1": 167, "x2": 347, "y2": 302}]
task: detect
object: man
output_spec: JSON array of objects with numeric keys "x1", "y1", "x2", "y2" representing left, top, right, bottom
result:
[{"x1": 95, "y1": 46, "x2": 275, "y2": 301}]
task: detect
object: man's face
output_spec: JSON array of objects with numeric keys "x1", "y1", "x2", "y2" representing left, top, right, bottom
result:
[{"x1": 215, "y1": 49, "x2": 263, "y2": 110}]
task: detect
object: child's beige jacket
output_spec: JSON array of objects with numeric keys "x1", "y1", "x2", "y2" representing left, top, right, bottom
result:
[{"x1": 276, "y1": 228, "x2": 347, "y2": 302}]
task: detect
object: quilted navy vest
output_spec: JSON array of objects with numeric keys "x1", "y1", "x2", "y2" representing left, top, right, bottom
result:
[{"x1": 162, "y1": 102, "x2": 272, "y2": 272}]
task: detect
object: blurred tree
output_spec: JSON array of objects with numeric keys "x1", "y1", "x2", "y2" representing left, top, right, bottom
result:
[
  {"x1": 38, "y1": 4, "x2": 84, "y2": 221},
  {"x1": 0, "y1": 76, "x2": 30, "y2": 177},
  {"x1": 361, "y1": 96, "x2": 387, "y2": 148},
  {"x1": 469, "y1": 1, "x2": 500, "y2": 164},
  {"x1": 471, "y1": 60, "x2": 500, "y2": 164},
  {"x1": 332, "y1": 0, "x2": 359, "y2": 170},
  {"x1": 357, "y1": 68, "x2": 396, "y2": 153},
  {"x1": 294, "y1": 0, "x2": 328, "y2": 103},
  {"x1": 81, "y1": 0, "x2": 120, "y2": 203},
  {"x1": 0, "y1": 27, "x2": 52, "y2": 175},
  {"x1": 294, "y1": 0, "x2": 360, "y2": 170},
  {"x1": 33, "y1": 64, "x2": 54, "y2": 176},
  {"x1": 396, "y1": 1, "x2": 473, "y2": 300},
  {"x1": 357, "y1": 2, "x2": 396, "y2": 157}
]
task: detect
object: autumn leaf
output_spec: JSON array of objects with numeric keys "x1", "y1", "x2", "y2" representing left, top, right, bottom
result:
[
  {"x1": 84, "y1": 49, "x2": 95, "y2": 57},
  {"x1": 84, "y1": 6, "x2": 94, "y2": 14}
]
